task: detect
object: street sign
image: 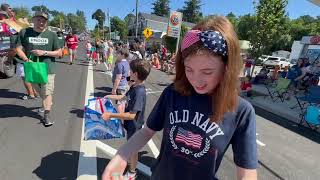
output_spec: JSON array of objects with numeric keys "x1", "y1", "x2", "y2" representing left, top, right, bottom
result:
[
  {"x1": 143, "y1": 28, "x2": 153, "y2": 39},
  {"x1": 167, "y1": 11, "x2": 183, "y2": 38}
]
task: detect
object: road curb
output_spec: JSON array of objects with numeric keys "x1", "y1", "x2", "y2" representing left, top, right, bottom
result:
[{"x1": 245, "y1": 91, "x2": 301, "y2": 125}]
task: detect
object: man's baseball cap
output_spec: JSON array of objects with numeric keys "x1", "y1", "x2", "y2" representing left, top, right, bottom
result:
[{"x1": 33, "y1": 11, "x2": 48, "y2": 20}]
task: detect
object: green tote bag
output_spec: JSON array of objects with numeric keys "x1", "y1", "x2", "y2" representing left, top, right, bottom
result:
[{"x1": 24, "y1": 55, "x2": 48, "y2": 84}]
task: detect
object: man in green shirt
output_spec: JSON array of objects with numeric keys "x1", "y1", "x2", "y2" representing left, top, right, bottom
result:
[
  {"x1": 16, "y1": 11, "x2": 62, "y2": 127},
  {"x1": 56, "y1": 30, "x2": 65, "y2": 58}
]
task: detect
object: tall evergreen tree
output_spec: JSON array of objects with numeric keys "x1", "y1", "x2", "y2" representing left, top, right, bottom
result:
[
  {"x1": 178, "y1": 0, "x2": 203, "y2": 23},
  {"x1": 248, "y1": 0, "x2": 288, "y2": 58},
  {"x1": 152, "y1": 0, "x2": 170, "y2": 17}
]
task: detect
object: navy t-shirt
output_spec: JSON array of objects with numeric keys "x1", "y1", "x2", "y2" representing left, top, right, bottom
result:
[
  {"x1": 124, "y1": 84, "x2": 146, "y2": 129},
  {"x1": 112, "y1": 59, "x2": 130, "y2": 90},
  {"x1": 147, "y1": 84, "x2": 257, "y2": 180}
]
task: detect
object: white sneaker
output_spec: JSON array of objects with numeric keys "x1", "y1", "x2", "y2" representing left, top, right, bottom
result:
[{"x1": 124, "y1": 171, "x2": 137, "y2": 180}]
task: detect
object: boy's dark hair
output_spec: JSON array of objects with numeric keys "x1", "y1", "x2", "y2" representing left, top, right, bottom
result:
[
  {"x1": 117, "y1": 48, "x2": 129, "y2": 58},
  {"x1": 1, "y1": 3, "x2": 10, "y2": 11},
  {"x1": 130, "y1": 59, "x2": 151, "y2": 81}
]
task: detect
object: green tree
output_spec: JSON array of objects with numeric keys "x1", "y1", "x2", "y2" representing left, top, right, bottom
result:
[
  {"x1": 226, "y1": 12, "x2": 238, "y2": 30},
  {"x1": 110, "y1": 16, "x2": 127, "y2": 40},
  {"x1": 76, "y1": 10, "x2": 87, "y2": 25},
  {"x1": 237, "y1": 14, "x2": 256, "y2": 40},
  {"x1": 91, "y1": 26, "x2": 101, "y2": 39},
  {"x1": 31, "y1": 5, "x2": 49, "y2": 13},
  {"x1": 152, "y1": 0, "x2": 170, "y2": 17},
  {"x1": 49, "y1": 10, "x2": 60, "y2": 17},
  {"x1": 289, "y1": 15, "x2": 319, "y2": 41},
  {"x1": 248, "y1": 0, "x2": 288, "y2": 59},
  {"x1": 13, "y1": 6, "x2": 31, "y2": 19},
  {"x1": 178, "y1": 0, "x2": 203, "y2": 23},
  {"x1": 92, "y1": 9, "x2": 106, "y2": 29},
  {"x1": 124, "y1": 13, "x2": 135, "y2": 24},
  {"x1": 67, "y1": 13, "x2": 86, "y2": 34},
  {"x1": 49, "y1": 13, "x2": 65, "y2": 28}
]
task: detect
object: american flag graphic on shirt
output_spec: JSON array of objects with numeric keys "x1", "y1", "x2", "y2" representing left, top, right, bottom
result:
[{"x1": 175, "y1": 127, "x2": 203, "y2": 149}]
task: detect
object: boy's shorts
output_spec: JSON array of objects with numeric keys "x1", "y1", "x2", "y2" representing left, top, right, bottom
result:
[{"x1": 124, "y1": 121, "x2": 142, "y2": 140}]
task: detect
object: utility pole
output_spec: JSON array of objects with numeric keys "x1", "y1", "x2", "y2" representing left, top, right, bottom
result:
[
  {"x1": 102, "y1": 21, "x2": 105, "y2": 40},
  {"x1": 135, "y1": 0, "x2": 139, "y2": 38},
  {"x1": 108, "y1": 9, "x2": 111, "y2": 40}
]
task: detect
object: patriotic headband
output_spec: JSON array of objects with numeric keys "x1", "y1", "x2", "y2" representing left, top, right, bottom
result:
[{"x1": 181, "y1": 30, "x2": 228, "y2": 57}]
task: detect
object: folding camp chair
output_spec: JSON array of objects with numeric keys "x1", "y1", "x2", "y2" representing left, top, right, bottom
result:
[
  {"x1": 265, "y1": 78, "x2": 291, "y2": 102},
  {"x1": 294, "y1": 86, "x2": 320, "y2": 115},
  {"x1": 299, "y1": 105, "x2": 320, "y2": 131}
]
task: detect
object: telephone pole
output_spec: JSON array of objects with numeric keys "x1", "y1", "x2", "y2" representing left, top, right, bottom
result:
[
  {"x1": 108, "y1": 9, "x2": 111, "y2": 40},
  {"x1": 135, "y1": 0, "x2": 139, "y2": 38}
]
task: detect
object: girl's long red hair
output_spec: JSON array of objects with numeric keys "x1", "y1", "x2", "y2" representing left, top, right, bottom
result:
[{"x1": 174, "y1": 16, "x2": 242, "y2": 122}]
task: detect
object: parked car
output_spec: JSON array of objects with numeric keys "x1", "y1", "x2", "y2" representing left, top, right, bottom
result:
[
  {"x1": 0, "y1": 55, "x2": 15, "y2": 78},
  {"x1": 258, "y1": 55, "x2": 271, "y2": 63},
  {"x1": 262, "y1": 56, "x2": 291, "y2": 69},
  {"x1": 0, "y1": 29, "x2": 15, "y2": 78},
  {"x1": 255, "y1": 55, "x2": 271, "y2": 66}
]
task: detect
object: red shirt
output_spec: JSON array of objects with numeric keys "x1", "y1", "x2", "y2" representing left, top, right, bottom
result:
[
  {"x1": 245, "y1": 59, "x2": 253, "y2": 68},
  {"x1": 241, "y1": 82, "x2": 252, "y2": 91},
  {"x1": 66, "y1": 35, "x2": 78, "y2": 49}
]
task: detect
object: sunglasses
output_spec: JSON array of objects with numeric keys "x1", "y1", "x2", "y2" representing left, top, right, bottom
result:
[{"x1": 126, "y1": 77, "x2": 134, "y2": 82}]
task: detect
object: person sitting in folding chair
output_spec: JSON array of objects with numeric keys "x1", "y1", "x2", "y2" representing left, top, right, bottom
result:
[
  {"x1": 293, "y1": 85, "x2": 320, "y2": 115},
  {"x1": 300, "y1": 105, "x2": 320, "y2": 131},
  {"x1": 266, "y1": 78, "x2": 291, "y2": 102},
  {"x1": 240, "y1": 75, "x2": 253, "y2": 97}
]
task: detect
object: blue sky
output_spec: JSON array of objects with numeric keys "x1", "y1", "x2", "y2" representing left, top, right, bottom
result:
[{"x1": 4, "y1": 0, "x2": 320, "y2": 29}]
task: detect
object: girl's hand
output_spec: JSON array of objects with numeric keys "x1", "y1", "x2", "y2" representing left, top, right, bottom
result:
[
  {"x1": 102, "y1": 155, "x2": 127, "y2": 180},
  {"x1": 102, "y1": 112, "x2": 111, "y2": 120},
  {"x1": 112, "y1": 89, "x2": 117, "y2": 95}
]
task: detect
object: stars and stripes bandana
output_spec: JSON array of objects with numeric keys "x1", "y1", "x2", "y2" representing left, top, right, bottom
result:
[{"x1": 181, "y1": 30, "x2": 228, "y2": 57}]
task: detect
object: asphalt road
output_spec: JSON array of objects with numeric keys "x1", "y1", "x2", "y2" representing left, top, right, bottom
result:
[{"x1": 0, "y1": 43, "x2": 319, "y2": 180}]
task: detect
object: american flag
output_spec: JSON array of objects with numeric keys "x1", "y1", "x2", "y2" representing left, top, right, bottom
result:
[{"x1": 175, "y1": 127, "x2": 203, "y2": 149}]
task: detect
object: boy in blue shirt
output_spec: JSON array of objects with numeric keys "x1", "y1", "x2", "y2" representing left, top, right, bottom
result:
[{"x1": 102, "y1": 59, "x2": 151, "y2": 179}]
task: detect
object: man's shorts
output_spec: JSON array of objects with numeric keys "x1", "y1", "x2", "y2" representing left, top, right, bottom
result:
[
  {"x1": 16, "y1": 63, "x2": 25, "y2": 77},
  {"x1": 32, "y1": 74, "x2": 55, "y2": 99},
  {"x1": 124, "y1": 120, "x2": 142, "y2": 140}
]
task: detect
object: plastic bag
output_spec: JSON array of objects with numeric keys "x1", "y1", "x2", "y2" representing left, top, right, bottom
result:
[{"x1": 84, "y1": 97, "x2": 125, "y2": 140}]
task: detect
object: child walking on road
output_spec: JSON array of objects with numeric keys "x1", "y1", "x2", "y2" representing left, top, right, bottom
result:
[
  {"x1": 102, "y1": 59, "x2": 151, "y2": 180},
  {"x1": 102, "y1": 16, "x2": 258, "y2": 180}
]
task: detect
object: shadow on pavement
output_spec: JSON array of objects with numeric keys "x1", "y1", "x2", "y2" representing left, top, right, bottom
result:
[
  {"x1": 55, "y1": 60, "x2": 69, "y2": 64},
  {"x1": 155, "y1": 82, "x2": 171, "y2": 87},
  {"x1": 70, "y1": 108, "x2": 84, "y2": 119},
  {"x1": 254, "y1": 106, "x2": 320, "y2": 144},
  {"x1": 0, "y1": 89, "x2": 25, "y2": 99},
  {"x1": 33, "y1": 150, "x2": 80, "y2": 179},
  {"x1": 95, "y1": 87, "x2": 113, "y2": 93},
  {"x1": 93, "y1": 92, "x2": 109, "y2": 98},
  {"x1": 33, "y1": 150, "x2": 108, "y2": 179},
  {"x1": 93, "y1": 69, "x2": 106, "y2": 73},
  {"x1": 0, "y1": 104, "x2": 42, "y2": 120}
]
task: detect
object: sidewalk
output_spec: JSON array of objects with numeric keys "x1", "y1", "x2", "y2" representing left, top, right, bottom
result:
[{"x1": 245, "y1": 84, "x2": 305, "y2": 126}]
